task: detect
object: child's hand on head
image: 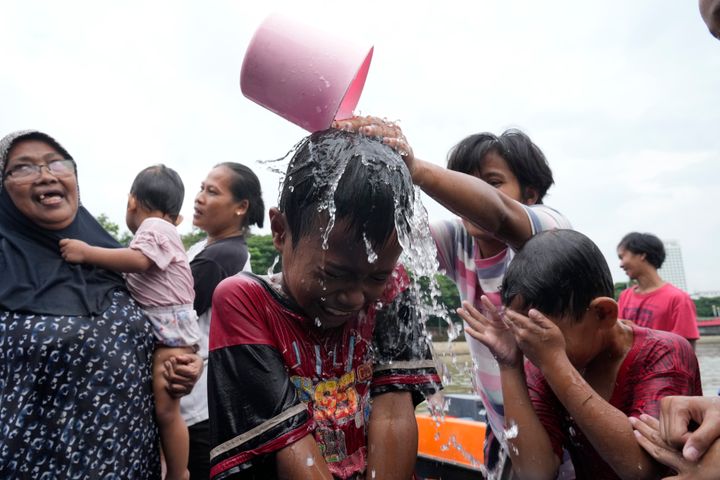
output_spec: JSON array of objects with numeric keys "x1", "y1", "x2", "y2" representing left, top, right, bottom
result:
[
  {"x1": 332, "y1": 116, "x2": 415, "y2": 174},
  {"x1": 457, "y1": 295, "x2": 521, "y2": 367},
  {"x1": 59, "y1": 238, "x2": 90, "y2": 264},
  {"x1": 504, "y1": 308, "x2": 566, "y2": 369}
]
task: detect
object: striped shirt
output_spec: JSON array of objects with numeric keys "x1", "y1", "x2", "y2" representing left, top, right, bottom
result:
[{"x1": 430, "y1": 204, "x2": 571, "y2": 443}]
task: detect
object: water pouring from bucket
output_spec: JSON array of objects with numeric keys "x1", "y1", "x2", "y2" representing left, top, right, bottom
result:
[{"x1": 240, "y1": 13, "x2": 374, "y2": 132}]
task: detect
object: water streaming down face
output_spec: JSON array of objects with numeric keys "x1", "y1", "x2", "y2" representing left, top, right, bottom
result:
[{"x1": 261, "y1": 129, "x2": 485, "y2": 471}]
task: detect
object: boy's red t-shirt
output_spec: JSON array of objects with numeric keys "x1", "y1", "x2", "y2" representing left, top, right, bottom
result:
[
  {"x1": 525, "y1": 323, "x2": 702, "y2": 479},
  {"x1": 207, "y1": 269, "x2": 441, "y2": 480}
]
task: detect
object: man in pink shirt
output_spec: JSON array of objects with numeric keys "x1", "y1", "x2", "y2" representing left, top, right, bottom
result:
[{"x1": 617, "y1": 232, "x2": 699, "y2": 348}]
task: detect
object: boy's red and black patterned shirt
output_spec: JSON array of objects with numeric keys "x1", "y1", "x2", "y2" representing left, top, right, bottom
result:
[
  {"x1": 207, "y1": 268, "x2": 441, "y2": 480},
  {"x1": 526, "y1": 322, "x2": 702, "y2": 479}
]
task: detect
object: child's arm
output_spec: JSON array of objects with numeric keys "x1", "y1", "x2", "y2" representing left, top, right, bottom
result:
[
  {"x1": 459, "y1": 298, "x2": 560, "y2": 479},
  {"x1": 505, "y1": 309, "x2": 664, "y2": 479},
  {"x1": 366, "y1": 391, "x2": 417, "y2": 480},
  {"x1": 334, "y1": 117, "x2": 535, "y2": 250},
  {"x1": 60, "y1": 238, "x2": 153, "y2": 273}
]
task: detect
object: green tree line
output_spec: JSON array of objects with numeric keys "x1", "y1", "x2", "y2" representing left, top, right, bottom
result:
[{"x1": 97, "y1": 215, "x2": 720, "y2": 337}]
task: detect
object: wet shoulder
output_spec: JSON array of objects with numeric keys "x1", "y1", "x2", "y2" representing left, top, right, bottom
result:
[
  {"x1": 627, "y1": 324, "x2": 698, "y2": 373},
  {"x1": 210, "y1": 273, "x2": 286, "y2": 348},
  {"x1": 214, "y1": 272, "x2": 269, "y2": 305}
]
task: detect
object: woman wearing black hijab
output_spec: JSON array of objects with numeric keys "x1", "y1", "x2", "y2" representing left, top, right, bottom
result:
[{"x1": 0, "y1": 130, "x2": 197, "y2": 478}]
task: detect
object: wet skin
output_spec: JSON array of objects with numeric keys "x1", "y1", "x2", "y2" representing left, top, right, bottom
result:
[
  {"x1": 462, "y1": 151, "x2": 534, "y2": 256},
  {"x1": 270, "y1": 208, "x2": 402, "y2": 329}
]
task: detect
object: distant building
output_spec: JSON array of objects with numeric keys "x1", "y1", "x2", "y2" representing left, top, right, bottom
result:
[{"x1": 659, "y1": 240, "x2": 688, "y2": 292}]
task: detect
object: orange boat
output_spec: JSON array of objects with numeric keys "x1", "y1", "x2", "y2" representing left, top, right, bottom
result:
[{"x1": 415, "y1": 394, "x2": 487, "y2": 480}]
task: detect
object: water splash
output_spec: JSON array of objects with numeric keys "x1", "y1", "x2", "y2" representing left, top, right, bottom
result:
[
  {"x1": 503, "y1": 421, "x2": 519, "y2": 440},
  {"x1": 363, "y1": 232, "x2": 378, "y2": 264},
  {"x1": 267, "y1": 255, "x2": 280, "y2": 276}
]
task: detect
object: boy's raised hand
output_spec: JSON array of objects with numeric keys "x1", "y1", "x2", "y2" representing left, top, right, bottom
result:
[
  {"x1": 332, "y1": 116, "x2": 415, "y2": 176},
  {"x1": 504, "y1": 309, "x2": 566, "y2": 370},
  {"x1": 457, "y1": 295, "x2": 521, "y2": 367}
]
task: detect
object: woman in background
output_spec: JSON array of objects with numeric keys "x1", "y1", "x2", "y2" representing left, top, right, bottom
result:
[{"x1": 182, "y1": 162, "x2": 265, "y2": 479}]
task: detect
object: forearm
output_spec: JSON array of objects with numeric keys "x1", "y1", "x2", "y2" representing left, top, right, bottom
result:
[
  {"x1": 276, "y1": 434, "x2": 333, "y2": 480},
  {"x1": 366, "y1": 391, "x2": 417, "y2": 480},
  {"x1": 413, "y1": 158, "x2": 532, "y2": 249},
  {"x1": 543, "y1": 357, "x2": 660, "y2": 480},
  {"x1": 84, "y1": 246, "x2": 153, "y2": 273},
  {"x1": 500, "y1": 364, "x2": 559, "y2": 480}
]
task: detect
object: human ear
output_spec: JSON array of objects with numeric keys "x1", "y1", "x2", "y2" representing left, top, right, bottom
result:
[
  {"x1": 588, "y1": 297, "x2": 618, "y2": 327},
  {"x1": 523, "y1": 187, "x2": 539, "y2": 206},
  {"x1": 174, "y1": 214, "x2": 184, "y2": 227},
  {"x1": 127, "y1": 195, "x2": 138, "y2": 212},
  {"x1": 269, "y1": 207, "x2": 287, "y2": 252},
  {"x1": 235, "y1": 199, "x2": 249, "y2": 217}
]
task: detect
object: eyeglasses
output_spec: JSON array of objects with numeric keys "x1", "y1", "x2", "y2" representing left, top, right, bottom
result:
[{"x1": 3, "y1": 159, "x2": 76, "y2": 183}]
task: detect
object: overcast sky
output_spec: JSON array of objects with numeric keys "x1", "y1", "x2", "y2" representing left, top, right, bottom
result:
[{"x1": 3, "y1": 0, "x2": 719, "y2": 292}]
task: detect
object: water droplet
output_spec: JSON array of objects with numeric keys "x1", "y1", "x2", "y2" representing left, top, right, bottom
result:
[
  {"x1": 306, "y1": 457, "x2": 314, "y2": 466},
  {"x1": 318, "y1": 75, "x2": 331, "y2": 88},
  {"x1": 503, "y1": 421, "x2": 519, "y2": 440},
  {"x1": 267, "y1": 256, "x2": 280, "y2": 276},
  {"x1": 363, "y1": 232, "x2": 378, "y2": 264}
]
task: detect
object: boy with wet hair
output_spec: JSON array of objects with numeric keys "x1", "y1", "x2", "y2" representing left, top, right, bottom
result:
[
  {"x1": 617, "y1": 232, "x2": 699, "y2": 347},
  {"x1": 207, "y1": 129, "x2": 440, "y2": 480},
  {"x1": 459, "y1": 229, "x2": 702, "y2": 479}
]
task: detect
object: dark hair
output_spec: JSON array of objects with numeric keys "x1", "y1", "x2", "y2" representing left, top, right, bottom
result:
[
  {"x1": 215, "y1": 162, "x2": 265, "y2": 230},
  {"x1": 279, "y1": 129, "x2": 413, "y2": 249},
  {"x1": 501, "y1": 230, "x2": 613, "y2": 321},
  {"x1": 446, "y1": 129, "x2": 554, "y2": 203},
  {"x1": 617, "y1": 232, "x2": 666, "y2": 269},
  {"x1": 130, "y1": 164, "x2": 184, "y2": 223}
]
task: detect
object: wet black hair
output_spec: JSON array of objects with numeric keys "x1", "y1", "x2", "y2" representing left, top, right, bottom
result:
[
  {"x1": 501, "y1": 230, "x2": 613, "y2": 322},
  {"x1": 279, "y1": 129, "x2": 413, "y2": 249},
  {"x1": 446, "y1": 129, "x2": 554, "y2": 203},
  {"x1": 130, "y1": 164, "x2": 184, "y2": 223},
  {"x1": 214, "y1": 162, "x2": 265, "y2": 230},
  {"x1": 617, "y1": 232, "x2": 666, "y2": 269}
]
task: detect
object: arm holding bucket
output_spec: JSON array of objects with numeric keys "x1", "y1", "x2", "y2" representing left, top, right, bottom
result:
[{"x1": 333, "y1": 117, "x2": 535, "y2": 251}]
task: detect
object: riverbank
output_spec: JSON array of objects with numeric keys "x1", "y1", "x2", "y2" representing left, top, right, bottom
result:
[{"x1": 432, "y1": 335, "x2": 720, "y2": 396}]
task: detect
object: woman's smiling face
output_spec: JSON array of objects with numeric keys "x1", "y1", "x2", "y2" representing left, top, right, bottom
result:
[{"x1": 3, "y1": 139, "x2": 78, "y2": 230}]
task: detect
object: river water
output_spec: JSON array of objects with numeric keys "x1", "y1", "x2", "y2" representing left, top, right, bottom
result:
[{"x1": 432, "y1": 335, "x2": 720, "y2": 396}]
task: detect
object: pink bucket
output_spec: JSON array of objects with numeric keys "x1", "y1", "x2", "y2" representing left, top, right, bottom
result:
[{"x1": 240, "y1": 14, "x2": 374, "y2": 132}]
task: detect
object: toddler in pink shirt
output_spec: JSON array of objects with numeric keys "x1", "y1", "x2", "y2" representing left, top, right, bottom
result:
[{"x1": 60, "y1": 164, "x2": 199, "y2": 480}]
